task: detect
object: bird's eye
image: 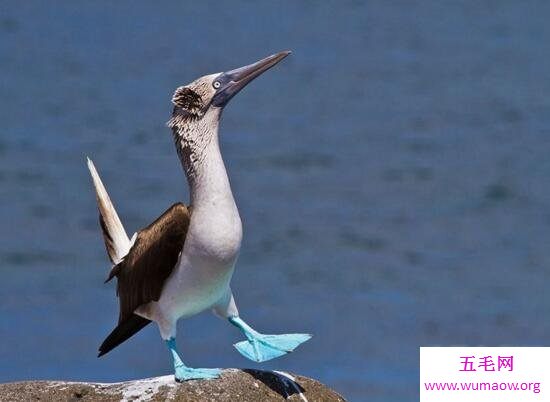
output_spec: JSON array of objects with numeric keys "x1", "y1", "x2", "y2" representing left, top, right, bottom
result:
[{"x1": 213, "y1": 81, "x2": 221, "y2": 89}]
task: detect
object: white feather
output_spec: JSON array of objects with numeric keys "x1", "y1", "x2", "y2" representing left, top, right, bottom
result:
[{"x1": 87, "y1": 157, "x2": 131, "y2": 264}]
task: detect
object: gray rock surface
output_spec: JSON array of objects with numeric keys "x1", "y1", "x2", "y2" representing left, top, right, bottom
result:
[{"x1": 0, "y1": 369, "x2": 347, "y2": 402}]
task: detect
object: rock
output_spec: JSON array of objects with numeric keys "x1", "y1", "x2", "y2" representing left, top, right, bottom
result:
[{"x1": 0, "y1": 369, "x2": 347, "y2": 402}]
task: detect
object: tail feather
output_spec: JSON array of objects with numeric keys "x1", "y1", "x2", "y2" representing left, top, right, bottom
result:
[
  {"x1": 98, "y1": 314, "x2": 151, "y2": 357},
  {"x1": 87, "y1": 157, "x2": 131, "y2": 264}
]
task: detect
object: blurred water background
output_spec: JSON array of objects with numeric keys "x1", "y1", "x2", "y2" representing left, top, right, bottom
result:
[{"x1": 1, "y1": 1, "x2": 550, "y2": 401}]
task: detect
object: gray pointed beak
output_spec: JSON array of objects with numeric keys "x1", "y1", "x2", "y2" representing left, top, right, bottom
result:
[{"x1": 212, "y1": 51, "x2": 291, "y2": 107}]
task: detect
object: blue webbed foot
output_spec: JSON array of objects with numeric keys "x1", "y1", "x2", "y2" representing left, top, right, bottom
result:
[
  {"x1": 229, "y1": 316, "x2": 311, "y2": 363},
  {"x1": 234, "y1": 332, "x2": 312, "y2": 363},
  {"x1": 166, "y1": 337, "x2": 221, "y2": 382},
  {"x1": 174, "y1": 364, "x2": 222, "y2": 382}
]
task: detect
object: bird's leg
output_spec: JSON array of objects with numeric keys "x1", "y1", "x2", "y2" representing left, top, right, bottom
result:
[
  {"x1": 228, "y1": 316, "x2": 312, "y2": 363},
  {"x1": 165, "y1": 338, "x2": 221, "y2": 382}
]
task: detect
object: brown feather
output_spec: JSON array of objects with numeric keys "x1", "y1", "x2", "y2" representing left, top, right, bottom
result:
[{"x1": 107, "y1": 202, "x2": 191, "y2": 324}]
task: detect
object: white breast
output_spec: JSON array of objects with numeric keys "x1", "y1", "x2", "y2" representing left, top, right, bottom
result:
[
  {"x1": 188, "y1": 203, "x2": 243, "y2": 263},
  {"x1": 150, "y1": 200, "x2": 242, "y2": 322}
]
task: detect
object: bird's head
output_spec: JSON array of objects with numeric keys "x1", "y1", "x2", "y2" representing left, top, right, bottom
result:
[{"x1": 168, "y1": 51, "x2": 291, "y2": 131}]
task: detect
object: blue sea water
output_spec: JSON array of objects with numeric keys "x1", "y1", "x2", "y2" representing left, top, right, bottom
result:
[{"x1": 1, "y1": 2, "x2": 550, "y2": 401}]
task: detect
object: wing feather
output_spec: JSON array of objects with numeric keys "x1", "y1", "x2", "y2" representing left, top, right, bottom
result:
[
  {"x1": 107, "y1": 202, "x2": 190, "y2": 323},
  {"x1": 87, "y1": 158, "x2": 131, "y2": 264}
]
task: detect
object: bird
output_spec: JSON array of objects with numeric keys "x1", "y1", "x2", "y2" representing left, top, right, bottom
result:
[{"x1": 87, "y1": 51, "x2": 311, "y2": 382}]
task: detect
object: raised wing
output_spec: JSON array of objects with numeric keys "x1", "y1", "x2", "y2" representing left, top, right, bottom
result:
[{"x1": 87, "y1": 158, "x2": 132, "y2": 264}]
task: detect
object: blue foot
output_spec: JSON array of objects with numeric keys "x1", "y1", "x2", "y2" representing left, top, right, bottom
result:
[
  {"x1": 166, "y1": 337, "x2": 221, "y2": 382},
  {"x1": 229, "y1": 316, "x2": 311, "y2": 363},
  {"x1": 234, "y1": 332, "x2": 312, "y2": 362},
  {"x1": 174, "y1": 364, "x2": 222, "y2": 382}
]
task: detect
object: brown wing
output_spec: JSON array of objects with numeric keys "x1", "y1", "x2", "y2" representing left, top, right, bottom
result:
[{"x1": 105, "y1": 202, "x2": 190, "y2": 323}]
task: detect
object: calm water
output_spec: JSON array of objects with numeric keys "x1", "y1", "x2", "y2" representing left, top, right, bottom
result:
[{"x1": 1, "y1": 2, "x2": 550, "y2": 401}]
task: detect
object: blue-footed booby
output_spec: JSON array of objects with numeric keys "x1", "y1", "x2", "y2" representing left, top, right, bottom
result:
[{"x1": 87, "y1": 51, "x2": 311, "y2": 382}]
